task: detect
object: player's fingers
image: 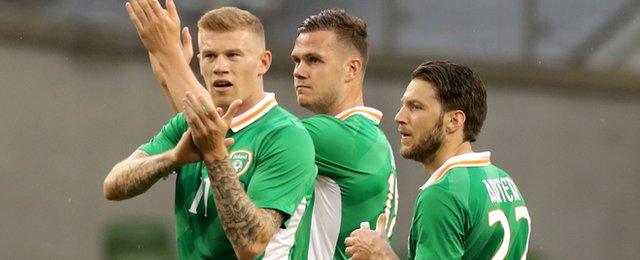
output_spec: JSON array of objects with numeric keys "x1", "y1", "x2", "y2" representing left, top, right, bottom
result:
[
  {"x1": 125, "y1": 2, "x2": 144, "y2": 33},
  {"x1": 138, "y1": 0, "x2": 157, "y2": 23},
  {"x1": 349, "y1": 228, "x2": 363, "y2": 237},
  {"x1": 196, "y1": 95, "x2": 220, "y2": 122},
  {"x1": 130, "y1": 1, "x2": 149, "y2": 25},
  {"x1": 222, "y1": 99, "x2": 243, "y2": 125},
  {"x1": 190, "y1": 93, "x2": 214, "y2": 122},
  {"x1": 148, "y1": 0, "x2": 165, "y2": 20},
  {"x1": 183, "y1": 99, "x2": 206, "y2": 133},
  {"x1": 224, "y1": 138, "x2": 235, "y2": 148},
  {"x1": 215, "y1": 107, "x2": 225, "y2": 118},
  {"x1": 165, "y1": 0, "x2": 179, "y2": 22},
  {"x1": 375, "y1": 213, "x2": 388, "y2": 233},
  {"x1": 344, "y1": 236, "x2": 355, "y2": 246},
  {"x1": 190, "y1": 94, "x2": 221, "y2": 133},
  {"x1": 345, "y1": 246, "x2": 356, "y2": 257}
]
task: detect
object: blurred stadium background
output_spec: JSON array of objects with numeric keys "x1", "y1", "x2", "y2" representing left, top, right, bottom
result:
[{"x1": 1, "y1": 0, "x2": 639, "y2": 259}]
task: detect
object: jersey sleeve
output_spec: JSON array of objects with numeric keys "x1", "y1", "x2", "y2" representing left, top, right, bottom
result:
[
  {"x1": 412, "y1": 185, "x2": 467, "y2": 259},
  {"x1": 138, "y1": 113, "x2": 188, "y2": 156},
  {"x1": 246, "y1": 124, "x2": 316, "y2": 220}
]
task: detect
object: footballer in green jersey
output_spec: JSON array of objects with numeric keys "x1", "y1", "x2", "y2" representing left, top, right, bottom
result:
[
  {"x1": 302, "y1": 107, "x2": 398, "y2": 260},
  {"x1": 108, "y1": 5, "x2": 318, "y2": 260},
  {"x1": 138, "y1": 94, "x2": 317, "y2": 259},
  {"x1": 346, "y1": 61, "x2": 531, "y2": 260},
  {"x1": 292, "y1": 10, "x2": 398, "y2": 259},
  {"x1": 409, "y1": 152, "x2": 530, "y2": 259}
]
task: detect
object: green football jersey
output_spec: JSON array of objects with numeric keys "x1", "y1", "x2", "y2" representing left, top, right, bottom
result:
[
  {"x1": 301, "y1": 106, "x2": 398, "y2": 260},
  {"x1": 409, "y1": 152, "x2": 531, "y2": 260},
  {"x1": 138, "y1": 94, "x2": 317, "y2": 259}
]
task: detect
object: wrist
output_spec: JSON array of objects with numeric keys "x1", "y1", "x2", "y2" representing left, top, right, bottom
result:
[
  {"x1": 153, "y1": 44, "x2": 184, "y2": 62},
  {"x1": 203, "y1": 148, "x2": 229, "y2": 165},
  {"x1": 381, "y1": 242, "x2": 398, "y2": 260},
  {"x1": 164, "y1": 149, "x2": 183, "y2": 167}
]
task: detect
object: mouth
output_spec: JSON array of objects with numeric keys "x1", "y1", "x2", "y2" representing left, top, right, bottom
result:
[
  {"x1": 398, "y1": 128, "x2": 412, "y2": 143},
  {"x1": 295, "y1": 84, "x2": 311, "y2": 90},
  {"x1": 212, "y1": 80, "x2": 233, "y2": 92}
]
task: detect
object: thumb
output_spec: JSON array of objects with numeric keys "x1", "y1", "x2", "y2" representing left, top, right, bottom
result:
[
  {"x1": 375, "y1": 213, "x2": 388, "y2": 234},
  {"x1": 224, "y1": 138, "x2": 235, "y2": 148},
  {"x1": 181, "y1": 27, "x2": 194, "y2": 62},
  {"x1": 182, "y1": 27, "x2": 192, "y2": 47},
  {"x1": 222, "y1": 99, "x2": 243, "y2": 125}
]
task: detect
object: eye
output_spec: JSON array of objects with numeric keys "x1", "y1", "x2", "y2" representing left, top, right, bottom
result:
[
  {"x1": 309, "y1": 57, "x2": 321, "y2": 64},
  {"x1": 292, "y1": 57, "x2": 300, "y2": 64},
  {"x1": 228, "y1": 52, "x2": 240, "y2": 58},
  {"x1": 409, "y1": 103, "x2": 423, "y2": 111}
]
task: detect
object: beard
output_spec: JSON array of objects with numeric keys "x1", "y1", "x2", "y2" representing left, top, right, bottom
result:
[
  {"x1": 400, "y1": 119, "x2": 445, "y2": 164},
  {"x1": 298, "y1": 89, "x2": 339, "y2": 115}
]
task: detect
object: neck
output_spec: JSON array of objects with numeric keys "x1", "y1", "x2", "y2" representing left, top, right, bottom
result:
[
  {"x1": 222, "y1": 87, "x2": 265, "y2": 115},
  {"x1": 423, "y1": 140, "x2": 473, "y2": 174},
  {"x1": 326, "y1": 83, "x2": 364, "y2": 116}
]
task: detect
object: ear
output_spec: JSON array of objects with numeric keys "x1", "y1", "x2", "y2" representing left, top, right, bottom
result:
[
  {"x1": 258, "y1": 50, "x2": 272, "y2": 76},
  {"x1": 445, "y1": 110, "x2": 466, "y2": 134},
  {"x1": 344, "y1": 57, "x2": 363, "y2": 83}
]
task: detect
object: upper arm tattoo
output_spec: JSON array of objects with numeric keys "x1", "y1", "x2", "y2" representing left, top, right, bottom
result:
[{"x1": 109, "y1": 151, "x2": 175, "y2": 199}]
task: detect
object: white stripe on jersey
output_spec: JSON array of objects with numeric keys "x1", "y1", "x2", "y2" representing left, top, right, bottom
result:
[
  {"x1": 263, "y1": 197, "x2": 308, "y2": 259},
  {"x1": 308, "y1": 175, "x2": 342, "y2": 260},
  {"x1": 384, "y1": 174, "x2": 398, "y2": 238}
]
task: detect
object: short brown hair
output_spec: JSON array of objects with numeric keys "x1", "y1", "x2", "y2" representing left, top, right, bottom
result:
[
  {"x1": 411, "y1": 60, "x2": 487, "y2": 142},
  {"x1": 198, "y1": 7, "x2": 264, "y2": 38},
  {"x1": 298, "y1": 9, "x2": 368, "y2": 65}
]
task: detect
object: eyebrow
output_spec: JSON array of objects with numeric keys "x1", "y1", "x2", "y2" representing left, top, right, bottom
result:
[
  {"x1": 401, "y1": 98, "x2": 423, "y2": 105},
  {"x1": 201, "y1": 48, "x2": 244, "y2": 54},
  {"x1": 292, "y1": 52, "x2": 322, "y2": 59}
]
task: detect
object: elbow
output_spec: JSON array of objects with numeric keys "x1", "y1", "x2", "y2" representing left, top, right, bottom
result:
[
  {"x1": 103, "y1": 176, "x2": 123, "y2": 201},
  {"x1": 235, "y1": 247, "x2": 263, "y2": 260},
  {"x1": 235, "y1": 239, "x2": 271, "y2": 260}
]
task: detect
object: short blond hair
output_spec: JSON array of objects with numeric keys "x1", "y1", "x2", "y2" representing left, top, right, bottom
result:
[{"x1": 198, "y1": 7, "x2": 264, "y2": 38}]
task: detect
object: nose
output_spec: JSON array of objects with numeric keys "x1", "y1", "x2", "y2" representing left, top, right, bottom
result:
[
  {"x1": 293, "y1": 62, "x2": 307, "y2": 80},
  {"x1": 213, "y1": 57, "x2": 229, "y2": 75},
  {"x1": 394, "y1": 106, "x2": 407, "y2": 125}
]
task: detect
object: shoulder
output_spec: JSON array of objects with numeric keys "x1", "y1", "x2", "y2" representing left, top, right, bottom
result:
[
  {"x1": 255, "y1": 107, "x2": 313, "y2": 147},
  {"x1": 301, "y1": 114, "x2": 342, "y2": 130},
  {"x1": 417, "y1": 183, "x2": 465, "y2": 213}
]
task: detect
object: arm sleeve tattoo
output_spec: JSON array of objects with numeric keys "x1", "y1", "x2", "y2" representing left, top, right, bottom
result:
[
  {"x1": 108, "y1": 154, "x2": 176, "y2": 200},
  {"x1": 206, "y1": 157, "x2": 285, "y2": 253}
]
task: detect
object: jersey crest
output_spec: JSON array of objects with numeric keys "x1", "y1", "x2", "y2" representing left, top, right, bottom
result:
[{"x1": 229, "y1": 149, "x2": 253, "y2": 176}]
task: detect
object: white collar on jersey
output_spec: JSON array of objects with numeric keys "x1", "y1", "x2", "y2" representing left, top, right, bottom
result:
[
  {"x1": 419, "y1": 151, "x2": 492, "y2": 190},
  {"x1": 229, "y1": 92, "x2": 278, "y2": 133},
  {"x1": 334, "y1": 106, "x2": 383, "y2": 125}
]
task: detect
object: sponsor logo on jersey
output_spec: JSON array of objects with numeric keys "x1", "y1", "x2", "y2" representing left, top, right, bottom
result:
[{"x1": 229, "y1": 149, "x2": 253, "y2": 176}]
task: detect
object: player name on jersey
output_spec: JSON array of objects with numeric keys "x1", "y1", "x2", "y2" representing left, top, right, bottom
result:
[{"x1": 482, "y1": 177, "x2": 523, "y2": 204}]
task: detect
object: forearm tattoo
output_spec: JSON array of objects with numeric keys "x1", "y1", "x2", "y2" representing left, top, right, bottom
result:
[
  {"x1": 112, "y1": 156, "x2": 174, "y2": 199},
  {"x1": 206, "y1": 157, "x2": 284, "y2": 251}
]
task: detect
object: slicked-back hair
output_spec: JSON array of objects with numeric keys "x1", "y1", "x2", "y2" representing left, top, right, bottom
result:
[
  {"x1": 198, "y1": 7, "x2": 264, "y2": 39},
  {"x1": 411, "y1": 60, "x2": 487, "y2": 142},
  {"x1": 298, "y1": 9, "x2": 368, "y2": 66}
]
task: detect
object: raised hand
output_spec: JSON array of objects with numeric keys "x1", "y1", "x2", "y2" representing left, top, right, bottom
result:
[
  {"x1": 149, "y1": 27, "x2": 193, "y2": 87},
  {"x1": 125, "y1": 0, "x2": 181, "y2": 57},
  {"x1": 182, "y1": 92, "x2": 243, "y2": 163}
]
